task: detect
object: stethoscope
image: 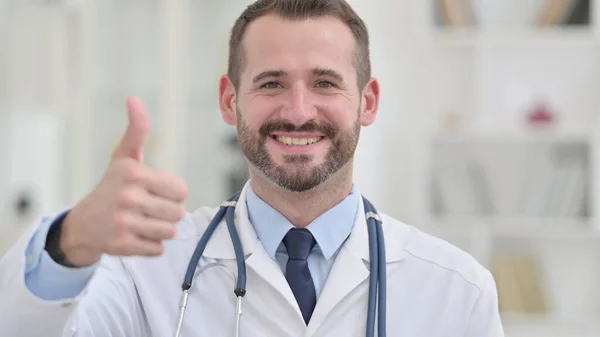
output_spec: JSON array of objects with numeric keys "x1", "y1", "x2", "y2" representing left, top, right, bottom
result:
[{"x1": 174, "y1": 191, "x2": 387, "y2": 337}]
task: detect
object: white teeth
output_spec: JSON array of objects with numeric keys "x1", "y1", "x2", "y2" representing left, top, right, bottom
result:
[{"x1": 276, "y1": 136, "x2": 322, "y2": 146}]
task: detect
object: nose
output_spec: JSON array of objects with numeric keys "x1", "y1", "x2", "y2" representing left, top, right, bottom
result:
[{"x1": 280, "y1": 85, "x2": 318, "y2": 125}]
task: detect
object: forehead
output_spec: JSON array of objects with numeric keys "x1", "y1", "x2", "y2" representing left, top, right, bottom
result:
[{"x1": 240, "y1": 14, "x2": 357, "y2": 78}]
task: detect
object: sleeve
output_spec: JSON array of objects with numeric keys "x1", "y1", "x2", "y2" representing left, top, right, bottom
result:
[
  {"x1": 464, "y1": 270, "x2": 505, "y2": 337},
  {"x1": 24, "y1": 210, "x2": 98, "y2": 301},
  {"x1": 0, "y1": 213, "x2": 149, "y2": 337}
]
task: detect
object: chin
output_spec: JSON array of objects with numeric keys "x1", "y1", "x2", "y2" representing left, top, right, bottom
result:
[{"x1": 274, "y1": 154, "x2": 325, "y2": 168}]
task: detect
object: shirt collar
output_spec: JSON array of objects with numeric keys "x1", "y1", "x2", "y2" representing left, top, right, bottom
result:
[{"x1": 245, "y1": 184, "x2": 360, "y2": 260}]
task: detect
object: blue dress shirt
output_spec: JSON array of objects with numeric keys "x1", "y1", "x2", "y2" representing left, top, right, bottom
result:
[{"x1": 23, "y1": 185, "x2": 359, "y2": 301}]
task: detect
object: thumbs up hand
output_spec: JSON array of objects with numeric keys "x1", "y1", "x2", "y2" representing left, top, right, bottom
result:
[{"x1": 59, "y1": 97, "x2": 189, "y2": 267}]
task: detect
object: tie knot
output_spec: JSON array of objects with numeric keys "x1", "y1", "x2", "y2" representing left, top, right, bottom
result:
[{"x1": 283, "y1": 228, "x2": 316, "y2": 260}]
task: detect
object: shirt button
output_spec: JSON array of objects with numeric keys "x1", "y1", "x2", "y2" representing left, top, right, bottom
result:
[{"x1": 61, "y1": 302, "x2": 73, "y2": 308}]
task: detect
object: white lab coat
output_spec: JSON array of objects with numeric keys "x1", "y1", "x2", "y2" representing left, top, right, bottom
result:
[{"x1": 0, "y1": 184, "x2": 504, "y2": 337}]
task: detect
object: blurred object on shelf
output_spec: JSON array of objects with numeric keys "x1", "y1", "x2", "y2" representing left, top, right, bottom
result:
[
  {"x1": 527, "y1": 102, "x2": 556, "y2": 128},
  {"x1": 491, "y1": 253, "x2": 549, "y2": 314},
  {"x1": 435, "y1": 0, "x2": 589, "y2": 28},
  {"x1": 440, "y1": 111, "x2": 467, "y2": 134},
  {"x1": 430, "y1": 136, "x2": 589, "y2": 219},
  {"x1": 562, "y1": 0, "x2": 591, "y2": 25},
  {"x1": 472, "y1": 0, "x2": 546, "y2": 28},
  {"x1": 536, "y1": 0, "x2": 590, "y2": 26},
  {"x1": 436, "y1": 0, "x2": 476, "y2": 27},
  {"x1": 430, "y1": 137, "x2": 494, "y2": 216}
]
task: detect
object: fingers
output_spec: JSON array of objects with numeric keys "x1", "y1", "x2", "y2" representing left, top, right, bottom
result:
[
  {"x1": 119, "y1": 163, "x2": 188, "y2": 203},
  {"x1": 134, "y1": 166, "x2": 188, "y2": 202},
  {"x1": 112, "y1": 96, "x2": 151, "y2": 162},
  {"x1": 139, "y1": 194, "x2": 184, "y2": 222},
  {"x1": 112, "y1": 234, "x2": 165, "y2": 256},
  {"x1": 134, "y1": 218, "x2": 177, "y2": 241},
  {"x1": 111, "y1": 195, "x2": 179, "y2": 257},
  {"x1": 118, "y1": 186, "x2": 185, "y2": 222},
  {"x1": 131, "y1": 240, "x2": 164, "y2": 256},
  {"x1": 115, "y1": 212, "x2": 177, "y2": 240}
]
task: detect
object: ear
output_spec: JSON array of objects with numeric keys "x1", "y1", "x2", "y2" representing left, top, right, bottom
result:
[
  {"x1": 360, "y1": 78, "x2": 380, "y2": 127},
  {"x1": 219, "y1": 75, "x2": 237, "y2": 126}
]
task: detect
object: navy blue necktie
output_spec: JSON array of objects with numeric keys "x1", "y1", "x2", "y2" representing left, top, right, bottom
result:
[{"x1": 283, "y1": 228, "x2": 317, "y2": 325}]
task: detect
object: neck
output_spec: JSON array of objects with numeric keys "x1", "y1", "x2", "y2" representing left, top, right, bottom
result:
[{"x1": 248, "y1": 165, "x2": 354, "y2": 228}]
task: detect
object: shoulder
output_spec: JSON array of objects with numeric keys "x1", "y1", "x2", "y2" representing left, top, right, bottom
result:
[
  {"x1": 172, "y1": 206, "x2": 220, "y2": 239},
  {"x1": 381, "y1": 213, "x2": 493, "y2": 293}
]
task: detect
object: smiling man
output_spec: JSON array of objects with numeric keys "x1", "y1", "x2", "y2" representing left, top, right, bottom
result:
[{"x1": 0, "y1": 1, "x2": 504, "y2": 336}]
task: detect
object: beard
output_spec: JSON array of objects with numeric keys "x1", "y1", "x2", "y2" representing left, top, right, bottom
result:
[{"x1": 236, "y1": 108, "x2": 361, "y2": 192}]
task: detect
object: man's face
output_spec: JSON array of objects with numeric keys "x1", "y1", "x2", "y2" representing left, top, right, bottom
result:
[{"x1": 222, "y1": 15, "x2": 377, "y2": 192}]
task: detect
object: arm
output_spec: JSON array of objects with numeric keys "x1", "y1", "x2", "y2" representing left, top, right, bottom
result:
[
  {"x1": 0, "y1": 97, "x2": 186, "y2": 337},
  {"x1": 0, "y1": 213, "x2": 148, "y2": 337},
  {"x1": 464, "y1": 270, "x2": 505, "y2": 337}
]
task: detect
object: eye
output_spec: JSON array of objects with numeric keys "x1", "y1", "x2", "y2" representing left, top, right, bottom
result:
[
  {"x1": 315, "y1": 81, "x2": 335, "y2": 88},
  {"x1": 262, "y1": 82, "x2": 283, "y2": 89}
]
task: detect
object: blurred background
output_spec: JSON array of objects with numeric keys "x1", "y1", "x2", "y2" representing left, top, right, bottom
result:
[{"x1": 0, "y1": 0, "x2": 599, "y2": 335}]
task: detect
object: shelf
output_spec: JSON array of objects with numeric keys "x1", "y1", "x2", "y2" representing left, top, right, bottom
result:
[
  {"x1": 502, "y1": 312, "x2": 600, "y2": 337},
  {"x1": 432, "y1": 128, "x2": 590, "y2": 145},
  {"x1": 502, "y1": 311, "x2": 594, "y2": 324},
  {"x1": 431, "y1": 27, "x2": 598, "y2": 49},
  {"x1": 490, "y1": 217, "x2": 596, "y2": 240},
  {"x1": 423, "y1": 216, "x2": 599, "y2": 240}
]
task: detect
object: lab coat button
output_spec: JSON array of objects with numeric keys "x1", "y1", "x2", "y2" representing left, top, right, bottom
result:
[{"x1": 61, "y1": 302, "x2": 73, "y2": 308}]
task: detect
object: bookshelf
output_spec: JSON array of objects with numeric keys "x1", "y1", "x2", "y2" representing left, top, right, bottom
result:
[{"x1": 412, "y1": 1, "x2": 600, "y2": 335}]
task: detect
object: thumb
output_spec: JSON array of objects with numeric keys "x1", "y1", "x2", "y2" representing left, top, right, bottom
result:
[{"x1": 112, "y1": 96, "x2": 151, "y2": 162}]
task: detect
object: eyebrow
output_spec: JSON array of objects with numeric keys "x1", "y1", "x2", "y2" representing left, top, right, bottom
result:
[
  {"x1": 253, "y1": 70, "x2": 287, "y2": 83},
  {"x1": 252, "y1": 68, "x2": 345, "y2": 84},
  {"x1": 312, "y1": 68, "x2": 344, "y2": 82}
]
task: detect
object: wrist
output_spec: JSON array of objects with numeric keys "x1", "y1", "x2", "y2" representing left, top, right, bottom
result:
[
  {"x1": 56, "y1": 213, "x2": 101, "y2": 268},
  {"x1": 45, "y1": 213, "x2": 76, "y2": 267}
]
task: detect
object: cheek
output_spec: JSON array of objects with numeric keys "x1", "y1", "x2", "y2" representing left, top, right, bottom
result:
[
  {"x1": 317, "y1": 99, "x2": 359, "y2": 127},
  {"x1": 240, "y1": 100, "x2": 277, "y2": 127}
]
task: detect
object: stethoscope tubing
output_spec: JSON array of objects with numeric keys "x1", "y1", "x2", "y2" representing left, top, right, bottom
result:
[{"x1": 364, "y1": 197, "x2": 386, "y2": 337}]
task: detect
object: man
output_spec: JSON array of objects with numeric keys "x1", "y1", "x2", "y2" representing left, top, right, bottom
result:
[{"x1": 0, "y1": 0, "x2": 504, "y2": 336}]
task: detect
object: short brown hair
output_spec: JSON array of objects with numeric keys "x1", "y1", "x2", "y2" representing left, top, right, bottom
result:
[{"x1": 227, "y1": 0, "x2": 371, "y2": 91}]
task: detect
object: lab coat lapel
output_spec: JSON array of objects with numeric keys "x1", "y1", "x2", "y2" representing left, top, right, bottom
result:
[
  {"x1": 201, "y1": 183, "x2": 305, "y2": 324},
  {"x1": 306, "y1": 198, "x2": 371, "y2": 334},
  {"x1": 236, "y1": 186, "x2": 304, "y2": 322},
  {"x1": 244, "y1": 242, "x2": 305, "y2": 322},
  {"x1": 307, "y1": 240, "x2": 369, "y2": 335},
  {"x1": 307, "y1": 195, "x2": 410, "y2": 335}
]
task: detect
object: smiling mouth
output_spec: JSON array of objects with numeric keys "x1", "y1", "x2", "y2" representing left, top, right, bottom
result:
[{"x1": 272, "y1": 136, "x2": 324, "y2": 146}]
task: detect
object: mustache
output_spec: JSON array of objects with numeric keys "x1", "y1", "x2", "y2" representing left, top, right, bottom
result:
[{"x1": 259, "y1": 120, "x2": 336, "y2": 138}]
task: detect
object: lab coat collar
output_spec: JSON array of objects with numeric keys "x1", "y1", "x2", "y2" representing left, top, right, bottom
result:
[
  {"x1": 200, "y1": 181, "x2": 409, "y2": 264},
  {"x1": 345, "y1": 191, "x2": 410, "y2": 264},
  {"x1": 201, "y1": 182, "x2": 261, "y2": 260}
]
